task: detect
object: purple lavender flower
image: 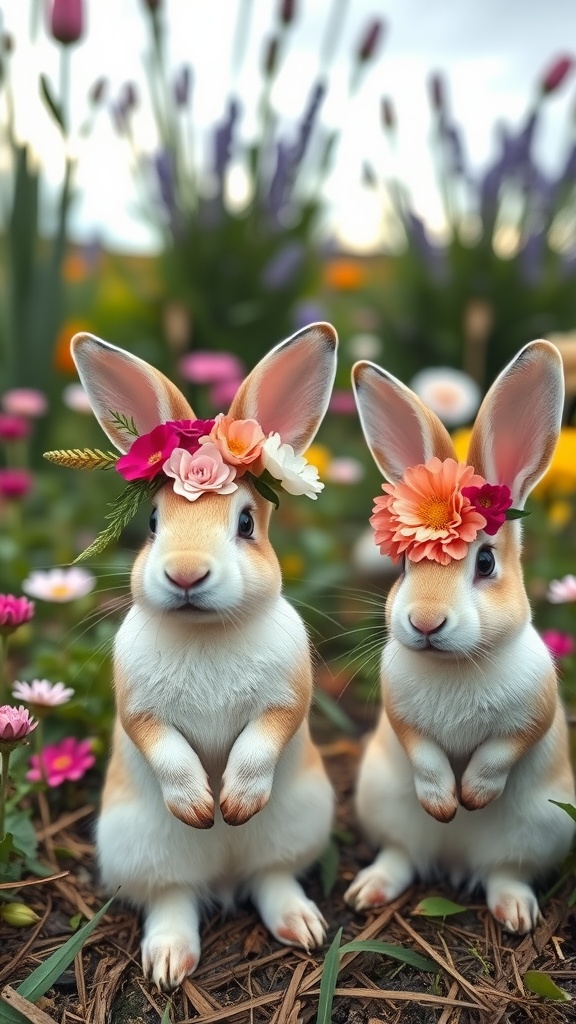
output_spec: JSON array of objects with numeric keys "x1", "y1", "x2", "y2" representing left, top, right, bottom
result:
[
  {"x1": 173, "y1": 65, "x2": 192, "y2": 108},
  {"x1": 519, "y1": 230, "x2": 545, "y2": 285},
  {"x1": 261, "y1": 241, "x2": 304, "y2": 289},
  {"x1": 291, "y1": 80, "x2": 327, "y2": 170},
  {"x1": 268, "y1": 140, "x2": 292, "y2": 219},
  {"x1": 213, "y1": 98, "x2": 241, "y2": 187},
  {"x1": 154, "y1": 150, "x2": 175, "y2": 214},
  {"x1": 292, "y1": 299, "x2": 327, "y2": 329}
]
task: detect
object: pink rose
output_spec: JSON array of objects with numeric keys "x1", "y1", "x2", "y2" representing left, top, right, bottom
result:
[
  {"x1": 166, "y1": 418, "x2": 216, "y2": 451},
  {"x1": 163, "y1": 444, "x2": 238, "y2": 501}
]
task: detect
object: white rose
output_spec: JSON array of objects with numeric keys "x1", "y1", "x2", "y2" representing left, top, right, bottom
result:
[{"x1": 260, "y1": 433, "x2": 324, "y2": 499}]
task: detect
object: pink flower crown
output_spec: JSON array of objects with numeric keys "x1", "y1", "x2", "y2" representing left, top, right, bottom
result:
[
  {"x1": 371, "y1": 457, "x2": 527, "y2": 566},
  {"x1": 44, "y1": 412, "x2": 323, "y2": 561}
]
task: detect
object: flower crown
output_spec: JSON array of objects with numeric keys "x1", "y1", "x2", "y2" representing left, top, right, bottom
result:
[
  {"x1": 44, "y1": 412, "x2": 323, "y2": 561},
  {"x1": 371, "y1": 456, "x2": 528, "y2": 566}
]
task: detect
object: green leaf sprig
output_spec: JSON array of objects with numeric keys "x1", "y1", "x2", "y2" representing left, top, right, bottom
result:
[{"x1": 74, "y1": 477, "x2": 164, "y2": 562}]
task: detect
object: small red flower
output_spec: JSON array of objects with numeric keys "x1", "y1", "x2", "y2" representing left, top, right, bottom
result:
[
  {"x1": 49, "y1": 0, "x2": 84, "y2": 45},
  {"x1": 116, "y1": 423, "x2": 180, "y2": 481},
  {"x1": 541, "y1": 629, "x2": 575, "y2": 660},
  {"x1": 541, "y1": 55, "x2": 574, "y2": 94},
  {"x1": 0, "y1": 595, "x2": 35, "y2": 634},
  {"x1": 461, "y1": 483, "x2": 512, "y2": 536},
  {"x1": 0, "y1": 415, "x2": 30, "y2": 441},
  {"x1": 0, "y1": 469, "x2": 33, "y2": 500}
]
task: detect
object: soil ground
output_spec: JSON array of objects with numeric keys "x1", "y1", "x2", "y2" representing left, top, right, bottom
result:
[{"x1": 1, "y1": 744, "x2": 575, "y2": 1024}]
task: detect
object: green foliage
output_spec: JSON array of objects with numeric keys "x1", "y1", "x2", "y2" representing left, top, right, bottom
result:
[
  {"x1": 523, "y1": 970, "x2": 572, "y2": 1001},
  {"x1": 412, "y1": 897, "x2": 468, "y2": 918}
]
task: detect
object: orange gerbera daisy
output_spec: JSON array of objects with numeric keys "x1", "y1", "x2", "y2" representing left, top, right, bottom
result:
[{"x1": 371, "y1": 457, "x2": 488, "y2": 565}]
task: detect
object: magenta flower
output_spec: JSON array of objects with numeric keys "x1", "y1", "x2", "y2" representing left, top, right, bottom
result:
[
  {"x1": 329, "y1": 390, "x2": 356, "y2": 415},
  {"x1": 0, "y1": 415, "x2": 30, "y2": 441},
  {"x1": 541, "y1": 55, "x2": 574, "y2": 94},
  {"x1": 12, "y1": 680, "x2": 74, "y2": 708},
  {"x1": 0, "y1": 469, "x2": 33, "y2": 500},
  {"x1": 461, "y1": 483, "x2": 512, "y2": 536},
  {"x1": 178, "y1": 350, "x2": 244, "y2": 385},
  {"x1": 0, "y1": 705, "x2": 37, "y2": 744},
  {"x1": 208, "y1": 379, "x2": 242, "y2": 408},
  {"x1": 1, "y1": 389, "x2": 47, "y2": 418},
  {"x1": 356, "y1": 18, "x2": 385, "y2": 63},
  {"x1": 167, "y1": 419, "x2": 216, "y2": 450},
  {"x1": 541, "y1": 630, "x2": 575, "y2": 660},
  {"x1": 0, "y1": 595, "x2": 35, "y2": 634},
  {"x1": 27, "y1": 736, "x2": 95, "y2": 787},
  {"x1": 116, "y1": 423, "x2": 180, "y2": 481},
  {"x1": 49, "y1": 0, "x2": 84, "y2": 45}
]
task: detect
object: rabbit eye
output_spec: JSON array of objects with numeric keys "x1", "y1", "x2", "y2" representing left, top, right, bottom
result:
[
  {"x1": 476, "y1": 546, "x2": 495, "y2": 578},
  {"x1": 238, "y1": 509, "x2": 254, "y2": 539},
  {"x1": 149, "y1": 507, "x2": 158, "y2": 535}
]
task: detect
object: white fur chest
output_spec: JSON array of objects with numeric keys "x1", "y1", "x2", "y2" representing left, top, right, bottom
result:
[
  {"x1": 114, "y1": 596, "x2": 307, "y2": 752},
  {"x1": 382, "y1": 625, "x2": 552, "y2": 757}
]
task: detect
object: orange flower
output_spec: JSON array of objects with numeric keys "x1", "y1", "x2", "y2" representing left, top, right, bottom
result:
[
  {"x1": 323, "y1": 259, "x2": 366, "y2": 291},
  {"x1": 208, "y1": 415, "x2": 265, "y2": 475},
  {"x1": 371, "y1": 457, "x2": 488, "y2": 565},
  {"x1": 53, "y1": 320, "x2": 90, "y2": 374}
]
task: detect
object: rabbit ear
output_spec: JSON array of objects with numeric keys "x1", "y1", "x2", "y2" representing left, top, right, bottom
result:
[
  {"x1": 71, "y1": 333, "x2": 195, "y2": 452},
  {"x1": 226, "y1": 322, "x2": 338, "y2": 454},
  {"x1": 352, "y1": 361, "x2": 455, "y2": 481},
  {"x1": 467, "y1": 340, "x2": 564, "y2": 507}
]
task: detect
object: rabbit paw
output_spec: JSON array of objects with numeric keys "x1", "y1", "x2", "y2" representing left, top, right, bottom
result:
[
  {"x1": 219, "y1": 768, "x2": 274, "y2": 826},
  {"x1": 414, "y1": 778, "x2": 458, "y2": 823},
  {"x1": 460, "y1": 769, "x2": 507, "y2": 811},
  {"x1": 142, "y1": 932, "x2": 200, "y2": 991},
  {"x1": 164, "y1": 780, "x2": 215, "y2": 829},
  {"x1": 271, "y1": 898, "x2": 327, "y2": 951},
  {"x1": 344, "y1": 852, "x2": 413, "y2": 912},
  {"x1": 487, "y1": 882, "x2": 541, "y2": 934}
]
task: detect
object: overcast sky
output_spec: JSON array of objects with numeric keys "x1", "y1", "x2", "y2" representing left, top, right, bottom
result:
[{"x1": 3, "y1": 0, "x2": 576, "y2": 252}]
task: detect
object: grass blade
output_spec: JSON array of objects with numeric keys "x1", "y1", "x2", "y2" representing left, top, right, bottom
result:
[
  {"x1": 316, "y1": 927, "x2": 343, "y2": 1024},
  {"x1": 338, "y1": 939, "x2": 438, "y2": 973}
]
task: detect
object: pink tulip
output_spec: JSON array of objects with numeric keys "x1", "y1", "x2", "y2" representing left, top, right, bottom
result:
[
  {"x1": 49, "y1": 0, "x2": 84, "y2": 45},
  {"x1": 541, "y1": 55, "x2": 574, "y2": 94}
]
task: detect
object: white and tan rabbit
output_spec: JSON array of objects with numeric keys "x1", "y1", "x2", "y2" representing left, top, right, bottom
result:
[
  {"x1": 71, "y1": 323, "x2": 337, "y2": 989},
  {"x1": 346, "y1": 340, "x2": 575, "y2": 933}
]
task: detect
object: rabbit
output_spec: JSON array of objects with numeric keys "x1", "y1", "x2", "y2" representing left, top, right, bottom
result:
[
  {"x1": 345, "y1": 339, "x2": 575, "y2": 933},
  {"x1": 71, "y1": 323, "x2": 337, "y2": 989}
]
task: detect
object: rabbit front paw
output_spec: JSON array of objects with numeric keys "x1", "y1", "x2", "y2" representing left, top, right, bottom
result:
[
  {"x1": 163, "y1": 779, "x2": 215, "y2": 829},
  {"x1": 460, "y1": 744, "x2": 511, "y2": 810},
  {"x1": 460, "y1": 771, "x2": 507, "y2": 811},
  {"x1": 414, "y1": 774, "x2": 458, "y2": 822},
  {"x1": 219, "y1": 767, "x2": 274, "y2": 826}
]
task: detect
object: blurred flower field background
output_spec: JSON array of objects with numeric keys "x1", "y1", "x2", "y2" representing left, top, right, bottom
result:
[{"x1": 1, "y1": 0, "x2": 576, "y2": 893}]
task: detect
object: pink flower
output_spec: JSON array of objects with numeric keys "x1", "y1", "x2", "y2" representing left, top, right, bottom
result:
[
  {"x1": 116, "y1": 423, "x2": 180, "y2": 481},
  {"x1": 208, "y1": 379, "x2": 243, "y2": 409},
  {"x1": 327, "y1": 457, "x2": 365, "y2": 485},
  {"x1": 0, "y1": 415, "x2": 30, "y2": 441},
  {"x1": 1, "y1": 389, "x2": 47, "y2": 418},
  {"x1": 12, "y1": 680, "x2": 74, "y2": 707},
  {"x1": 548, "y1": 575, "x2": 576, "y2": 603},
  {"x1": 49, "y1": 0, "x2": 84, "y2": 45},
  {"x1": 27, "y1": 736, "x2": 95, "y2": 787},
  {"x1": 167, "y1": 419, "x2": 216, "y2": 450},
  {"x1": 0, "y1": 705, "x2": 37, "y2": 744},
  {"x1": 0, "y1": 595, "x2": 35, "y2": 634},
  {"x1": 163, "y1": 445, "x2": 237, "y2": 501},
  {"x1": 541, "y1": 55, "x2": 574, "y2": 94},
  {"x1": 371, "y1": 457, "x2": 488, "y2": 565},
  {"x1": 178, "y1": 350, "x2": 244, "y2": 384},
  {"x1": 62, "y1": 383, "x2": 92, "y2": 413},
  {"x1": 329, "y1": 390, "x2": 357, "y2": 415},
  {"x1": 208, "y1": 415, "x2": 265, "y2": 474},
  {"x1": 0, "y1": 469, "x2": 33, "y2": 500},
  {"x1": 541, "y1": 630, "x2": 575, "y2": 659},
  {"x1": 461, "y1": 483, "x2": 512, "y2": 536},
  {"x1": 22, "y1": 567, "x2": 95, "y2": 603}
]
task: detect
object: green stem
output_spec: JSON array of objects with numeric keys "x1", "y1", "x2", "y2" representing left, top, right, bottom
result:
[
  {"x1": 0, "y1": 634, "x2": 10, "y2": 702},
  {"x1": 0, "y1": 748, "x2": 10, "y2": 841}
]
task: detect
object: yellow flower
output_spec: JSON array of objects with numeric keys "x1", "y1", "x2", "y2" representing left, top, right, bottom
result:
[
  {"x1": 451, "y1": 427, "x2": 576, "y2": 499},
  {"x1": 280, "y1": 553, "x2": 305, "y2": 579},
  {"x1": 548, "y1": 500, "x2": 573, "y2": 528},
  {"x1": 303, "y1": 444, "x2": 332, "y2": 479}
]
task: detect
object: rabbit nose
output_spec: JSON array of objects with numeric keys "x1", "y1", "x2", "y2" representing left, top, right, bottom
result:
[
  {"x1": 408, "y1": 612, "x2": 447, "y2": 636},
  {"x1": 165, "y1": 568, "x2": 210, "y2": 590}
]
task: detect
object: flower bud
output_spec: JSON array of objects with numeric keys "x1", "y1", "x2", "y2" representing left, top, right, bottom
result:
[
  {"x1": 49, "y1": 0, "x2": 84, "y2": 46},
  {"x1": 356, "y1": 19, "x2": 385, "y2": 63},
  {"x1": 279, "y1": 0, "x2": 296, "y2": 24},
  {"x1": 0, "y1": 902, "x2": 41, "y2": 927},
  {"x1": 540, "y1": 55, "x2": 574, "y2": 94},
  {"x1": 381, "y1": 96, "x2": 395, "y2": 130}
]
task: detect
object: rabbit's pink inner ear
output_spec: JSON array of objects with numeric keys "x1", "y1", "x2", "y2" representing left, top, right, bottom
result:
[
  {"x1": 467, "y1": 340, "x2": 564, "y2": 505},
  {"x1": 71, "y1": 333, "x2": 195, "y2": 452},
  {"x1": 352, "y1": 362, "x2": 455, "y2": 481},
  {"x1": 227, "y1": 323, "x2": 338, "y2": 453}
]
